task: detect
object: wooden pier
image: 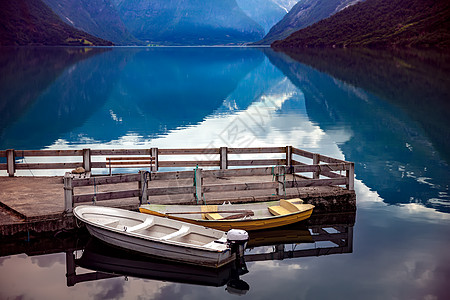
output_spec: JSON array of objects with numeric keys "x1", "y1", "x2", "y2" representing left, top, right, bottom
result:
[{"x1": 0, "y1": 146, "x2": 356, "y2": 236}]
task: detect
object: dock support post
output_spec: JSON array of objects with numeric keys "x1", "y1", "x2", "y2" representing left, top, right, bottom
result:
[
  {"x1": 139, "y1": 170, "x2": 149, "y2": 205},
  {"x1": 64, "y1": 172, "x2": 74, "y2": 214},
  {"x1": 194, "y1": 167, "x2": 203, "y2": 203},
  {"x1": 313, "y1": 153, "x2": 320, "y2": 179},
  {"x1": 275, "y1": 244, "x2": 285, "y2": 260},
  {"x1": 66, "y1": 251, "x2": 77, "y2": 287},
  {"x1": 286, "y1": 146, "x2": 292, "y2": 171},
  {"x1": 151, "y1": 148, "x2": 159, "y2": 171},
  {"x1": 220, "y1": 147, "x2": 228, "y2": 170},
  {"x1": 82, "y1": 148, "x2": 91, "y2": 172},
  {"x1": 346, "y1": 162, "x2": 355, "y2": 191},
  {"x1": 6, "y1": 149, "x2": 15, "y2": 177}
]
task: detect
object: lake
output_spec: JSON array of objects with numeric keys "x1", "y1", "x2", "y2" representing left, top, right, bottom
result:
[{"x1": 0, "y1": 46, "x2": 449, "y2": 299}]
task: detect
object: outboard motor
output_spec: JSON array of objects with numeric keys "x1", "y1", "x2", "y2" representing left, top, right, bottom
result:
[
  {"x1": 226, "y1": 278, "x2": 250, "y2": 296},
  {"x1": 226, "y1": 229, "x2": 250, "y2": 295},
  {"x1": 227, "y1": 229, "x2": 249, "y2": 267},
  {"x1": 226, "y1": 229, "x2": 249, "y2": 256}
]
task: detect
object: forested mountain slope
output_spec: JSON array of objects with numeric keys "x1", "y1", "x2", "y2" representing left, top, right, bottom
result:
[
  {"x1": 272, "y1": 0, "x2": 450, "y2": 49},
  {"x1": 0, "y1": 0, "x2": 112, "y2": 46},
  {"x1": 258, "y1": 0, "x2": 362, "y2": 44},
  {"x1": 42, "y1": 0, "x2": 139, "y2": 45}
]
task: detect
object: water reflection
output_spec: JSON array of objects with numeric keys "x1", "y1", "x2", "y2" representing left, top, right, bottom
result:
[
  {"x1": 71, "y1": 238, "x2": 250, "y2": 294},
  {"x1": 0, "y1": 47, "x2": 263, "y2": 149},
  {"x1": 266, "y1": 48, "x2": 450, "y2": 212},
  {"x1": 271, "y1": 48, "x2": 450, "y2": 162},
  {"x1": 0, "y1": 215, "x2": 354, "y2": 298},
  {"x1": 66, "y1": 215, "x2": 353, "y2": 296},
  {"x1": 0, "y1": 47, "x2": 111, "y2": 148}
]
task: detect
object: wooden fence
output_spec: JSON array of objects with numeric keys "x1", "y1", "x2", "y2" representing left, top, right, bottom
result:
[
  {"x1": 0, "y1": 146, "x2": 352, "y2": 175},
  {"x1": 1, "y1": 146, "x2": 354, "y2": 213}
]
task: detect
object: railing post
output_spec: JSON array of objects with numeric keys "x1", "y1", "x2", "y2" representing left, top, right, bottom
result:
[
  {"x1": 346, "y1": 162, "x2": 355, "y2": 190},
  {"x1": 313, "y1": 153, "x2": 320, "y2": 179},
  {"x1": 6, "y1": 149, "x2": 15, "y2": 177},
  {"x1": 220, "y1": 147, "x2": 228, "y2": 170},
  {"x1": 139, "y1": 170, "x2": 148, "y2": 205},
  {"x1": 194, "y1": 167, "x2": 203, "y2": 203},
  {"x1": 64, "y1": 172, "x2": 74, "y2": 214},
  {"x1": 151, "y1": 148, "x2": 159, "y2": 171},
  {"x1": 286, "y1": 146, "x2": 292, "y2": 171},
  {"x1": 82, "y1": 148, "x2": 91, "y2": 172}
]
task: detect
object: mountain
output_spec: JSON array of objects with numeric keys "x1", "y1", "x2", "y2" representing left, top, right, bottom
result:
[
  {"x1": 272, "y1": 0, "x2": 450, "y2": 49},
  {"x1": 236, "y1": 0, "x2": 298, "y2": 33},
  {"x1": 258, "y1": 0, "x2": 362, "y2": 44},
  {"x1": 113, "y1": 0, "x2": 265, "y2": 45},
  {"x1": 0, "y1": 0, "x2": 113, "y2": 46},
  {"x1": 42, "y1": 0, "x2": 139, "y2": 45}
]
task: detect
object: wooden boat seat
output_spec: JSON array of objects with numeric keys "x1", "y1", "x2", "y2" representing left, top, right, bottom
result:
[
  {"x1": 161, "y1": 225, "x2": 190, "y2": 240},
  {"x1": 127, "y1": 218, "x2": 154, "y2": 232},
  {"x1": 268, "y1": 205, "x2": 291, "y2": 216},
  {"x1": 201, "y1": 205, "x2": 223, "y2": 220},
  {"x1": 203, "y1": 237, "x2": 228, "y2": 250},
  {"x1": 204, "y1": 213, "x2": 223, "y2": 220},
  {"x1": 280, "y1": 199, "x2": 304, "y2": 211},
  {"x1": 103, "y1": 220, "x2": 120, "y2": 228},
  {"x1": 268, "y1": 198, "x2": 305, "y2": 216}
]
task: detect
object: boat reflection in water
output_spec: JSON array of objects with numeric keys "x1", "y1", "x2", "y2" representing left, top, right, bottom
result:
[
  {"x1": 70, "y1": 238, "x2": 250, "y2": 295},
  {"x1": 67, "y1": 214, "x2": 354, "y2": 295}
]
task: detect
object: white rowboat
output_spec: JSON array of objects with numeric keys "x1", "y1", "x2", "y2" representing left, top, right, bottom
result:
[{"x1": 73, "y1": 205, "x2": 241, "y2": 268}]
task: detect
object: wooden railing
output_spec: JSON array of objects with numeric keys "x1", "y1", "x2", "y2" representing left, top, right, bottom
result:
[
  {"x1": 0, "y1": 149, "x2": 159, "y2": 175},
  {"x1": 1, "y1": 146, "x2": 352, "y2": 175}
]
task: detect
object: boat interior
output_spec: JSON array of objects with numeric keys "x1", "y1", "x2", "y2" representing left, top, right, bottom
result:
[
  {"x1": 190, "y1": 199, "x2": 310, "y2": 220},
  {"x1": 93, "y1": 213, "x2": 225, "y2": 247}
]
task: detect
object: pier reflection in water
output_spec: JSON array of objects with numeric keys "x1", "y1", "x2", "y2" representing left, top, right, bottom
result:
[{"x1": 64, "y1": 213, "x2": 354, "y2": 295}]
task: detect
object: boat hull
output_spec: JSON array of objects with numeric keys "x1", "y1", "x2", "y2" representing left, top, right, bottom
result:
[{"x1": 85, "y1": 225, "x2": 234, "y2": 268}]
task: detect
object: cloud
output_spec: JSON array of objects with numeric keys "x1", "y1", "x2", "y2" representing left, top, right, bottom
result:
[{"x1": 91, "y1": 278, "x2": 124, "y2": 300}]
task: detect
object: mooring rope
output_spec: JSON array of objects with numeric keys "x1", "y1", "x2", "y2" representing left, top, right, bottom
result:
[{"x1": 92, "y1": 177, "x2": 97, "y2": 205}]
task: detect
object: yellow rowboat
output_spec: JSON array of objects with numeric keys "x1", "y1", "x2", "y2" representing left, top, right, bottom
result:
[{"x1": 139, "y1": 199, "x2": 314, "y2": 231}]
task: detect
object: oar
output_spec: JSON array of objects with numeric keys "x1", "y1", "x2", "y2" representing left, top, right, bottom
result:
[
  {"x1": 165, "y1": 210, "x2": 254, "y2": 215},
  {"x1": 221, "y1": 212, "x2": 254, "y2": 220}
]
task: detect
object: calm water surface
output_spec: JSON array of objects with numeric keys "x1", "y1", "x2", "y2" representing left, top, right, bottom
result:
[{"x1": 0, "y1": 46, "x2": 449, "y2": 299}]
